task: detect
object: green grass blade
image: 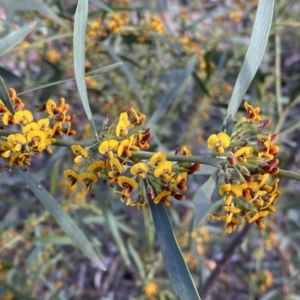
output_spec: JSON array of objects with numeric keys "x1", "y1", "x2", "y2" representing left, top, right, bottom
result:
[
  {"x1": 148, "y1": 200, "x2": 201, "y2": 300},
  {"x1": 16, "y1": 168, "x2": 106, "y2": 270},
  {"x1": 127, "y1": 240, "x2": 146, "y2": 280},
  {"x1": 193, "y1": 170, "x2": 220, "y2": 227},
  {"x1": 18, "y1": 62, "x2": 123, "y2": 95},
  {"x1": 0, "y1": 23, "x2": 35, "y2": 56},
  {"x1": 74, "y1": 0, "x2": 98, "y2": 138},
  {"x1": 0, "y1": 76, "x2": 15, "y2": 114},
  {"x1": 106, "y1": 210, "x2": 131, "y2": 266},
  {"x1": 222, "y1": 0, "x2": 275, "y2": 130},
  {"x1": 148, "y1": 54, "x2": 197, "y2": 126},
  {"x1": 3, "y1": 0, "x2": 67, "y2": 28}
]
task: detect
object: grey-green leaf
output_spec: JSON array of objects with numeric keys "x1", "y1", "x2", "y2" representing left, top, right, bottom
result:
[
  {"x1": 17, "y1": 169, "x2": 106, "y2": 270},
  {"x1": 74, "y1": 0, "x2": 98, "y2": 137},
  {"x1": 148, "y1": 199, "x2": 201, "y2": 300},
  {"x1": 193, "y1": 170, "x2": 220, "y2": 227},
  {"x1": 3, "y1": 0, "x2": 67, "y2": 28},
  {"x1": 0, "y1": 76, "x2": 15, "y2": 114},
  {"x1": 222, "y1": 0, "x2": 275, "y2": 130},
  {"x1": 0, "y1": 23, "x2": 35, "y2": 56}
]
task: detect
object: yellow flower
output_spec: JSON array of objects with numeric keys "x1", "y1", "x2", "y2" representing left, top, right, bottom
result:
[
  {"x1": 154, "y1": 161, "x2": 172, "y2": 177},
  {"x1": 63, "y1": 169, "x2": 79, "y2": 186},
  {"x1": 26, "y1": 130, "x2": 47, "y2": 148},
  {"x1": 115, "y1": 112, "x2": 134, "y2": 137},
  {"x1": 181, "y1": 146, "x2": 192, "y2": 156},
  {"x1": 117, "y1": 176, "x2": 138, "y2": 201},
  {"x1": 88, "y1": 160, "x2": 107, "y2": 177},
  {"x1": 78, "y1": 172, "x2": 98, "y2": 190},
  {"x1": 2, "y1": 110, "x2": 14, "y2": 125},
  {"x1": 130, "y1": 162, "x2": 149, "y2": 179},
  {"x1": 150, "y1": 151, "x2": 167, "y2": 166},
  {"x1": 219, "y1": 183, "x2": 243, "y2": 205},
  {"x1": 7, "y1": 133, "x2": 27, "y2": 151},
  {"x1": 71, "y1": 145, "x2": 88, "y2": 163},
  {"x1": 117, "y1": 137, "x2": 134, "y2": 157},
  {"x1": 244, "y1": 101, "x2": 261, "y2": 120},
  {"x1": 98, "y1": 139, "x2": 118, "y2": 158},
  {"x1": 174, "y1": 172, "x2": 187, "y2": 191},
  {"x1": 234, "y1": 146, "x2": 253, "y2": 163},
  {"x1": 131, "y1": 107, "x2": 146, "y2": 125},
  {"x1": 207, "y1": 132, "x2": 230, "y2": 154},
  {"x1": 154, "y1": 190, "x2": 172, "y2": 206},
  {"x1": 143, "y1": 281, "x2": 160, "y2": 298},
  {"x1": 108, "y1": 157, "x2": 123, "y2": 182},
  {"x1": 14, "y1": 110, "x2": 33, "y2": 125}
]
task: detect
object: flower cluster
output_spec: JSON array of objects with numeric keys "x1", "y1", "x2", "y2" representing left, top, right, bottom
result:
[
  {"x1": 64, "y1": 108, "x2": 200, "y2": 208},
  {"x1": 207, "y1": 101, "x2": 280, "y2": 233},
  {"x1": 0, "y1": 88, "x2": 75, "y2": 170}
]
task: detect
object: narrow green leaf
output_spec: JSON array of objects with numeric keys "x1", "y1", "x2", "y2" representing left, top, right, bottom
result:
[
  {"x1": 18, "y1": 62, "x2": 123, "y2": 95},
  {"x1": 3, "y1": 0, "x2": 67, "y2": 28},
  {"x1": 35, "y1": 235, "x2": 74, "y2": 245},
  {"x1": 0, "y1": 23, "x2": 35, "y2": 56},
  {"x1": 0, "y1": 76, "x2": 14, "y2": 114},
  {"x1": 148, "y1": 54, "x2": 197, "y2": 125},
  {"x1": 74, "y1": 0, "x2": 98, "y2": 137},
  {"x1": 193, "y1": 170, "x2": 220, "y2": 227},
  {"x1": 148, "y1": 200, "x2": 201, "y2": 300},
  {"x1": 89, "y1": 0, "x2": 112, "y2": 12},
  {"x1": 222, "y1": 0, "x2": 275, "y2": 130},
  {"x1": 127, "y1": 240, "x2": 146, "y2": 280},
  {"x1": 16, "y1": 169, "x2": 106, "y2": 270},
  {"x1": 106, "y1": 210, "x2": 131, "y2": 266},
  {"x1": 103, "y1": 42, "x2": 143, "y2": 103},
  {"x1": 192, "y1": 71, "x2": 210, "y2": 96}
]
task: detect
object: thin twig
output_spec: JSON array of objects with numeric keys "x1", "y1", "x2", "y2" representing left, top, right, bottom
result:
[{"x1": 201, "y1": 223, "x2": 252, "y2": 300}]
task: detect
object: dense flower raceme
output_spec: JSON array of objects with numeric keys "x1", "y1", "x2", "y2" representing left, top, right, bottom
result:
[
  {"x1": 0, "y1": 88, "x2": 76, "y2": 169},
  {"x1": 207, "y1": 101, "x2": 281, "y2": 233},
  {"x1": 64, "y1": 108, "x2": 201, "y2": 208}
]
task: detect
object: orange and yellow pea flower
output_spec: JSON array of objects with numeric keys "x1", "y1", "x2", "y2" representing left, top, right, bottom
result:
[
  {"x1": 71, "y1": 145, "x2": 88, "y2": 163},
  {"x1": 108, "y1": 157, "x2": 123, "y2": 182},
  {"x1": 174, "y1": 172, "x2": 187, "y2": 191},
  {"x1": 154, "y1": 190, "x2": 172, "y2": 206},
  {"x1": 115, "y1": 112, "x2": 134, "y2": 137},
  {"x1": 7, "y1": 134, "x2": 27, "y2": 151},
  {"x1": 219, "y1": 183, "x2": 243, "y2": 205},
  {"x1": 207, "y1": 132, "x2": 230, "y2": 154},
  {"x1": 14, "y1": 110, "x2": 33, "y2": 126},
  {"x1": 244, "y1": 101, "x2": 261, "y2": 120},
  {"x1": 88, "y1": 160, "x2": 107, "y2": 177},
  {"x1": 98, "y1": 139, "x2": 118, "y2": 158},
  {"x1": 131, "y1": 107, "x2": 146, "y2": 126},
  {"x1": 63, "y1": 169, "x2": 79, "y2": 187},
  {"x1": 130, "y1": 162, "x2": 149, "y2": 179},
  {"x1": 150, "y1": 151, "x2": 167, "y2": 166},
  {"x1": 78, "y1": 172, "x2": 98, "y2": 190},
  {"x1": 117, "y1": 176, "x2": 138, "y2": 201}
]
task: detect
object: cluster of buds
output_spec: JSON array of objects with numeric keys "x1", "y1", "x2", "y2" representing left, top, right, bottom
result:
[
  {"x1": 64, "y1": 108, "x2": 200, "y2": 208},
  {"x1": 0, "y1": 88, "x2": 75, "y2": 170},
  {"x1": 207, "y1": 101, "x2": 281, "y2": 233}
]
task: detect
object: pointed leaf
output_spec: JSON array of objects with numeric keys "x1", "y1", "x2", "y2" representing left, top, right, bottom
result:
[
  {"x1": 222, "y1": 0, "x2": 275, "y2": 130},
  {"x1": 0, "y1": 23, "x2": 35, "y2": 56},
  {"x1": 0, "y1": 76, "x2": 15, "y2": 114},
  {"x1": 148, "y1": 199, "x2": 201, "y2": 300},
  {"x1": 18, "y1": 62, "x2": 122, "y2": 95},
  {"x1": 74, "y1": 0, "x2": 98, "y2": 137},
  {"x1": 193, "y1": 170, "x2": 220, "y2": 227},
  {"x1": 16, "y1": 169, "x2": 106, "y2": 270}
]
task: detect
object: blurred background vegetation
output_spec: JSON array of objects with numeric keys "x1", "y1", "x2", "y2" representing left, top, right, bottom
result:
[{"x1": 1, "y1": 0, "x2": 300, "y2": 299}]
